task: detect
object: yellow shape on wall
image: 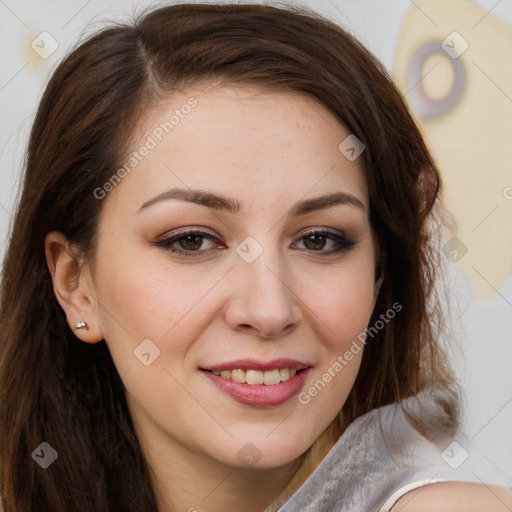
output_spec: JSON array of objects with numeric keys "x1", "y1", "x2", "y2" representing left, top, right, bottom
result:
[{"x1": 393, "y1": 0, "x2": 512, "y2": 298}]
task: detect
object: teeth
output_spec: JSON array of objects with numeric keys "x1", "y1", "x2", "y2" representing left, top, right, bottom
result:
[
  {"x1": 210, "y1": 368, "x2": 300, "y2": 386},
  {"x1": 246, "y1": 369, "x2": 264, "y2": 385},
  {"x1": 230, "y1": 369, "x2": 246, "y2": 383},
  {"x1": 279, "y1": 368, "x2": 290, "y2": 381},
  {"x1": 263, "y1": 369, "x2": 281, "y2": 385}
]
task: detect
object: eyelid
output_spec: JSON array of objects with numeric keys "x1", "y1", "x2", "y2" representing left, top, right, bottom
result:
[
  {"x1": 156, "y1": 225, "x2": 220, "y2": 241},
  {"x1": 295, "y1": 226, "x2": 348, "y2": 239}
]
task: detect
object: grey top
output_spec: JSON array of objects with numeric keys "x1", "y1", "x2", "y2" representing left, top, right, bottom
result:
[{"x1": 278, "y1": 390, "x2": 497, "y2": 512}]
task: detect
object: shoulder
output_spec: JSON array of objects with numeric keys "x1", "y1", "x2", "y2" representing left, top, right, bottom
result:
[{"x1": 390, "y1": 481, "x2": 512, "y2": 512}]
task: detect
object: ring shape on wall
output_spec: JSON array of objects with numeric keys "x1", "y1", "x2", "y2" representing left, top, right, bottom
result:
[{"x1": 406, "y1": 40, "x2": 466, "y2": 120}]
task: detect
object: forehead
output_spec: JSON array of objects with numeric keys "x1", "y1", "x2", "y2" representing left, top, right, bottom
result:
[{"x1": 106, "y1": 84, "x2": 368, "y2": 214}]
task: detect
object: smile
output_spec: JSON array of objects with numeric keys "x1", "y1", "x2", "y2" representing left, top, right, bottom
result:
[
  {"x1": 201, "y1": 359, "x2": 312, "y2": 407},
  {"x1": 209, "y1": 368, "x2": 297, "y2": 386}
]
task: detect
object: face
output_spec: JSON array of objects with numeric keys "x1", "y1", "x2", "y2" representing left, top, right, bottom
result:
[{"x1": 88, "y1": 85, "x2": 377, "y2": 470}]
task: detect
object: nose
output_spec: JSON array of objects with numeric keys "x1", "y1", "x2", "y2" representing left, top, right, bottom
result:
[{"x1": 224, "y1": 248, "x2": 302, "y2": 339}]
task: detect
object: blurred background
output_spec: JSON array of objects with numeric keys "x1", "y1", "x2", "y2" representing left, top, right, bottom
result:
[{"x1": 1, "y1": 0, "x2": 511, "y2": 487}]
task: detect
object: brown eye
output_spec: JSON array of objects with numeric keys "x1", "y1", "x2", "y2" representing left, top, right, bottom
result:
[
  {"x1": 179, "y1": 234, "x2": 204, "y2": 251},
  {"x1": 154, "y1": 228, "x2": 225, "y2": 258},
  {"x1": 302, "y1": 234, "x2": 327, "y2": 250},
  {"x1": 294, "y1": 229, "x2": 356, "y2": 255}
]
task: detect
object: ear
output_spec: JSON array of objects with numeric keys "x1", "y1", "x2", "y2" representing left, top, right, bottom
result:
[
  {"x1": 373, "y1": 274, "x2": 384, "y2": 309},
  {"x1": 375, "y1": 275, "x2": 384, "y2": 296},
  {"x1": 372, "y1": 230, "x2": 384, "y2": 302},
  {"x1": 45, "y1": 231, "x2": 104, "y2": 344}
]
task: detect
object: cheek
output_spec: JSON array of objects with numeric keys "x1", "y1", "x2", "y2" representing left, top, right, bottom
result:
[
  {"x1": 297, "y1": 266, "x2": 374, "y2": 423},
  {"x1": 321, "y1": 284, "x2": 375, "y2": 348},
  {"x1": 92, "y1": 240, "x2": 227, "y2": 369},
  {"x1": 297, "y1": 261, "x2": 376, "y2": 352}
]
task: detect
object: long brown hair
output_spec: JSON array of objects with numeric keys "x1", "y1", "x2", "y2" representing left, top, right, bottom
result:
[{"x1": 0, "y1": 3, "x2": 457, "y2": 511}]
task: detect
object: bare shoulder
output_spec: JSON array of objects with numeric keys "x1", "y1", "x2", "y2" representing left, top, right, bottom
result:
[{"x1": 390, "y1": 481, "x2": 512, "y2": 512}]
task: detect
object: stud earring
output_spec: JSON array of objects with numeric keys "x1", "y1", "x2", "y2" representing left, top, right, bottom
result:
[{"x1": 74, "y1": 321, "x2": 88, "y2": 330}]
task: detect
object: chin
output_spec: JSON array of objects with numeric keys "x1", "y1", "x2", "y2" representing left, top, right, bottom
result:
[{"x1": 212, "y1": 427, "x2": 318, "y2": 471}]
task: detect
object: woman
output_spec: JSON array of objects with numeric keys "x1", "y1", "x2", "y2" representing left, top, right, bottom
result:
[{"x1": 0, "y1": 3, "x2": 510, "y2": 511}]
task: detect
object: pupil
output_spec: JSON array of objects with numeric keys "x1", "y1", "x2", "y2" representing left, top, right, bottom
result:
[
  {"x1": 305, "y1": 234, "x2": 325, "y2": 250},
  {"x1": 181, "y1": 235, "x2": 202, "y2": 250}
]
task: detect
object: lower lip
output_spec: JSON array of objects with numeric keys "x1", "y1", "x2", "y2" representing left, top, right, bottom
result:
[{"x1": 203, "y1": 369, "x2": 311, "y2": 408}]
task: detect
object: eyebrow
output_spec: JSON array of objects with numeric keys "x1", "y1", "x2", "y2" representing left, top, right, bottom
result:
[{"x1": 138, "y1": 188, "x2": 365, "y2": 215}]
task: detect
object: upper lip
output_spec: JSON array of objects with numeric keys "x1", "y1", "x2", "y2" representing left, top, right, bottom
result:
[{"x1": 202, "y1": 358, "x2": 312, "y2": 372}]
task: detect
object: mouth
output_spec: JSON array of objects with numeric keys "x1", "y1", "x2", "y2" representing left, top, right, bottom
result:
[
  {"x1": 206, "y1": 368, "x2": 300, "y2": 386},
  {"x1": 200, "y1": 359, "x2": 312, "y2": 407}
]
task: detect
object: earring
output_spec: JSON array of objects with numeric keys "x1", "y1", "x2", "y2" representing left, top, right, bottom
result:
[{"x1": 74, "y1": 321, "x2": 88, "y2": 330}]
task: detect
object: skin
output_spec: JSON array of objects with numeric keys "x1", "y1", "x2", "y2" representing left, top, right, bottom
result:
[
  {"x1": 391, "y1": 482, "x2": 512, "y2": 511},
  {"x1": 45, "y1": 85, "x2": 512, "y2": 511}
]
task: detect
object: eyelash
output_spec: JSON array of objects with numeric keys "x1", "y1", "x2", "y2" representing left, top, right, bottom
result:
[{"x1": 154, "y1": 227, "x2": 356, "y2": 259}]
